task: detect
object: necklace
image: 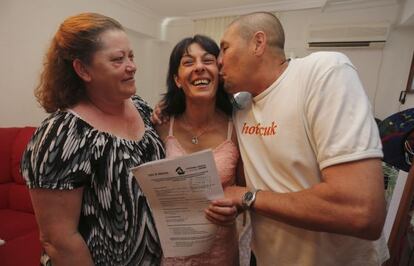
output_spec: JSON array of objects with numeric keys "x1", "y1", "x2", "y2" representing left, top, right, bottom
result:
[
  {"x1": 191, "y1": 130, "x2": 208, "y2": 144},
  {"x1": 181, "y1": 116, "x2": 213, "y2": 145}
]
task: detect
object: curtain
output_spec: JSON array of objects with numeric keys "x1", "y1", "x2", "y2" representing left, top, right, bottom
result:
[{"x1": 193, "y1": 15, "x2": 238, "y2": 44}]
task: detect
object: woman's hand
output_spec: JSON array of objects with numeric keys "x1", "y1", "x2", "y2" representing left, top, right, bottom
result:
[{"x1": 205, "y1": 198, "x2": 238, "y2": 226}]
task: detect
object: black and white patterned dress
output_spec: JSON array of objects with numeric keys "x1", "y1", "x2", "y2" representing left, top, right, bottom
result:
[{"x1": 21, "y1": 95, "x2": 164, "y2": 266}]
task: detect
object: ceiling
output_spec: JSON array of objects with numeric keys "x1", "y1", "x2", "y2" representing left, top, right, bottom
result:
[
  {"x1": 128, "y1": 0, "x2": 325, "y2": 18},
  {"x1": 126, "y1": 0, "x2": 399, "y2": 19},
  {"x1": 138, "y1": 0, "x2": 279, "y2": 16}
]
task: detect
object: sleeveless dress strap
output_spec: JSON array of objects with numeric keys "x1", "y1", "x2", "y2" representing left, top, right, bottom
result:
[
  {"x1": 227, "y1": 119, "x2": 233, "y2": 140},
  {"x1": 168, "y1": 116, "x2": 175, "y2": 137}
]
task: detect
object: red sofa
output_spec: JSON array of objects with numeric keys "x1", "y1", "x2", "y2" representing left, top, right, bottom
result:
[{"x1": 0, "y1": 127, "x2": 41, "y2": 266}]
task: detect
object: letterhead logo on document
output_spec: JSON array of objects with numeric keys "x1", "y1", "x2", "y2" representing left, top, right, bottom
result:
[
  {"x1": 176, "y1": 167, "x2": 185, "y2": 175},
  {"x1": 241, "y1": 121, "x2": 277, "y2": 136}
]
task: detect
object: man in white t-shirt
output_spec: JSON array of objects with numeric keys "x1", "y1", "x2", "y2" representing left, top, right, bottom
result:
[{"x1": 209, "y1": 11, "x2": 388, "y2": 266}]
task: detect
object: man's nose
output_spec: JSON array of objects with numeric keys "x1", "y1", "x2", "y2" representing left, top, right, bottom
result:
[{"x1": 217, "y1": 52, "x2": 223, "y2": 70}]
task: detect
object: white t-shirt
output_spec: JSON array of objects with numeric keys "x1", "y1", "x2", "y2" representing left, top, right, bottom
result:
[{"x1": 234, "y1": 52, "x2": 388, "y2": 266}]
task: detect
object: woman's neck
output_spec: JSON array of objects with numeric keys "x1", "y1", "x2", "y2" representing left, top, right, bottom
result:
[
  {"x1": 180, "y1": 99, "x2": 216, "y2": 129},
  {"x1": 84, "y1": 94, "x2": 129, "y2": 116}
]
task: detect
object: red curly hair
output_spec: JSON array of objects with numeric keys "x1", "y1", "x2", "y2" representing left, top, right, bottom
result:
[{"x1": 35, "y1": 13, "x2": 124, "y2": 112}]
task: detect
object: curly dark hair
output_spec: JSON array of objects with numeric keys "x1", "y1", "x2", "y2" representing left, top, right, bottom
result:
[
  {"x1": 35, "y1": 13, "x2": 124, "y2": 113},
  {"x1": 162, "y1": 34, "x2": 232, "y2": 116}
]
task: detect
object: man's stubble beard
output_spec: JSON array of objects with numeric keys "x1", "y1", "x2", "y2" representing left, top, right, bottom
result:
[{"x1": 223, "y1": 80, "x2": 237, "y2": 94}]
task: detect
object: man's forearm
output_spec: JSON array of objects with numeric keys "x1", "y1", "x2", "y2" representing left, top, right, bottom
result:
[
  {"x1": 225, "y1": 159, "x2": 386, "y2": 240},
  {"x1": 227, "y1": 185, "x2": 384, "y2": 240}
]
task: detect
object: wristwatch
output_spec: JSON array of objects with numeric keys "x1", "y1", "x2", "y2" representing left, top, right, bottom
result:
[{"x1": 241, "y1": 189, "x2": 261, "y2": 211}]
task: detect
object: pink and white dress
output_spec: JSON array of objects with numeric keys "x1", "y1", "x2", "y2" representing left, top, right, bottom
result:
[{"x1": 161, "y1": 116, "x2": 240, "y2": 266}]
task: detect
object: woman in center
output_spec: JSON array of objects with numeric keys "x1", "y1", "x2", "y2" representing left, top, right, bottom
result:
[{"x1": 156, "y1": 35, "x2": 241, "y2": 265}]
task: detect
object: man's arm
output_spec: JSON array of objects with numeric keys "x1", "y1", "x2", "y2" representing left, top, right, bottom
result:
[
  {"x1": 30, "y1": 188, "x2": 94, "y2": 265},
  {"x1": 151, "y1": 101, "x2": 168, "y2": 125},
  {"x1": 220, "y1": 158, "x2": 386, "y2": 240}
]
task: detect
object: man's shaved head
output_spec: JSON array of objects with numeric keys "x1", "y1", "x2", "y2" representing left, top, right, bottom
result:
[{"x1": 229, "y1": 12, "x2": 285, "y2": 52}]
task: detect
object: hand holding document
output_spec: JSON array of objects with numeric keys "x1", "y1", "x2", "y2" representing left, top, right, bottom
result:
[{"x1": 131, "y1": 149, "x2": 223, "y2": 257}]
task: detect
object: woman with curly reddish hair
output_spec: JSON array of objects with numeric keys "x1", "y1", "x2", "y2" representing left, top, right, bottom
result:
[{"x1": 22, "y1": 13, "x2": 164, "y2": 265}]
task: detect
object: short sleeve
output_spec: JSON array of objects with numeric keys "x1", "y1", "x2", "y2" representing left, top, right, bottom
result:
[
  {"x1": 21, "y1": 112, "x2": 93, "y2": 190},
  {"x1": 304, "y1": 53, "x2": 383, "y2": 169}
]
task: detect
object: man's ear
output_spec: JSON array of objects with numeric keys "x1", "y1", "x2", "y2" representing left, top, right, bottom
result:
[
  {"x1": 252, "y1": 31, "x2": 266, "y2": 56},
  {"x1": 73, "y1": 59, "x2": 91, "y2": 82},
  {"x1": 174, "y1": 75, "x2": 182, "y2": 89}
]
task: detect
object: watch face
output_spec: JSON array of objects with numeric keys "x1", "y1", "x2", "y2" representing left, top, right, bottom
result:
[
  {"x1": 244, "y1": 192, "x2": 254, "y2": 201},
  {"x1": 242, "y1": 189, "x2": 260, "y2": 210}
]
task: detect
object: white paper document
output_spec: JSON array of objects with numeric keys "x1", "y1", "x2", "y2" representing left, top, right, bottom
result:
[{"x1": 131, "y1": 149, "x2": 224, "y2": 257}]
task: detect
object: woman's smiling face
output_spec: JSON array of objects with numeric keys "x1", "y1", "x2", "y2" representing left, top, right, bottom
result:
[
  {"x1": 174, "y1": 43, "x2": 219, "y2": 102},
  {"x1": 83, "y1": 29, "x2": 137, "y2": 101}
]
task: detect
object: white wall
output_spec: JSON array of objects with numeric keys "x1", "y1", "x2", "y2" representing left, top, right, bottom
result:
[
  {"x1": 163, "y1": 4, "x2": 414, "y2": 120},
  {"x1": 164, "y1": 18, "x2": 195, "y2": 48},
  {"x1": 278, "y1": 7, "x2": 395, "y2": 114},
  {"x1": 400, "y1": 0, "x2": 414, "y2": 26},
  {"x1": 0, "y1": 0, "x2": 165, "y2": 127},
  {"x1": 126, "y1": 29, "x2": 170, "y2": 107},
  {"x1": 375, "y1": 26, "x2": 414, "y2": 118}
]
